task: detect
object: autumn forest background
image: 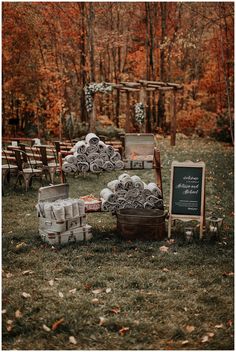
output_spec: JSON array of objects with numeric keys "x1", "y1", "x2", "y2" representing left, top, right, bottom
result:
[{"x1": 2, "y1": 2, "x2": 234, "y2": 143}]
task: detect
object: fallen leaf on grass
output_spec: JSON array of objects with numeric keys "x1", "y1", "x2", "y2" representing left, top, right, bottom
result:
[
  {"x1": 58, "y1": 291, "x2": 64, "y2": 298},
  {"x1": 51, "y1": 318, "x2": 64, "y2": 331},
  {"x1": 22, "y1": 270, "x2": 34, "y2": 275},
  {"x1": 2, "y1": 309, "x2": 7, "y2": 314},
  {"x1": 15, "y1": 310, "x2": 23, "y2": 318},
  {"x1": 98, "y1": 317, "x2": 107, "y2": 326},
  {"x1": 92, "y1": 289, "x2": 103, "y2": 294},
  {"x1": 21, "y1": 292, "x2": 31, "y2": 299},
  {"x1": 162, "y1": 268, "x2": 169, "y2": 272},
  {"x1": 223, "y1": 272, "x2": 234, "y2": 277},
  {"x1": 182, "y1": 340, "x2": 189, "y2": 345},
  {"x1": 215, "y1": 324, "x2": 224, "y2": 329},
  {"x1": 208, "y1": 332, "x2": 215, "y2": 337},
  {"x1": 201, "y1": 335, "x2": 209, "y2": 343},
  {"x1": 42, "y1": 324, "x2": 51, "y2": 332},
  {"x1": 227, "y1": 320, "x2": 233, "y2": 327},
  {"x1": 6, "y1": 320, "x2": 13, "y2": 332},
  {"x1": 159, "y1": 246, "x2": 169, "y2": 253},
  {"x1": 16, "y1": 242, "x2": 27, "y2": 250},
  {"x1": 69, "y1": 336, "x2": 77, "y2": 345},
  {"x1": 105, "y1": 288, "x2": 112, "y2": 293},
  {"x1": 91, "y1": 298, "x2": 99, "y2": 304},
  {"x1": 185, "y1": 325, "x2": 195, "y2": 333},
  {"x1": 119, "y1": 327, "x2": 130, "y2": 336},
  {"x1": 48, "y1": 280, "x2": 54, "y2": 286},
  {"x1": 6, "y1": 272, "x2": 13, "y2": 279},
  {"x1": 69, "y1": 288, "x2": 77, "y2": 294},
  {"x1": 110, "y1": 307, "x2": 121, "y2": 314}
]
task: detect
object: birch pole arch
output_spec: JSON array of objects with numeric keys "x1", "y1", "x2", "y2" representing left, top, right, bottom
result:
[{"x1": 84, "y1": 80, "x2": 183, "y2": 146}]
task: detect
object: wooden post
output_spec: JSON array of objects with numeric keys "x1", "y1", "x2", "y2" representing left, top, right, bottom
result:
[
  {"x1": 170, "y1": 89, "x2": 177, "y2": 146},
  {"x1": 153, "y1": 147, "x2": 163, "y2": 195},
  {"x1": 89, "y1": 95, "x2": 96, "y2": 132},
  {"x1": 125, "y1": 91, "x2": 130, "y2": 132},
  {"x1": 139, "y1": 84, "x2": 147, "y2": 133}
]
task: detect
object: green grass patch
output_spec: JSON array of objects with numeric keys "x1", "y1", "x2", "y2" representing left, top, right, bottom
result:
[{"x1": 2, "y1": 137, "x2": 234, "y2": 350}]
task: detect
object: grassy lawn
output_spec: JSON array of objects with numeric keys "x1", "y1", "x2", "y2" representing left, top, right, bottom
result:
[{"x1": 2, "y1": 137, "x2": 234, "y2": 350}]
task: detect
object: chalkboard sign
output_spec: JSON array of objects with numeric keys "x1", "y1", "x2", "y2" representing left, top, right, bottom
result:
[{"x1": 168, "y1": 161, "x2": 205, "y2": 239}]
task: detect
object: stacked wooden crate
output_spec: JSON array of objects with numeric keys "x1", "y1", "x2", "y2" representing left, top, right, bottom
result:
[{"x1": 36, "y1": 184, "x2": 92, "y2": 246}]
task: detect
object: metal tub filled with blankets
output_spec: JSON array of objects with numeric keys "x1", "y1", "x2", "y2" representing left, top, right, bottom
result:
[
  {"x1": 36, "y1": 184, "x2": 92, "y2": 246},
  {"x1": 100, "y1": 172, "x2": 166, "y2": 241}
]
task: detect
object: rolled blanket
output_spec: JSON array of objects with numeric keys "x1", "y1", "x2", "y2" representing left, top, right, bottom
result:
[
  {"x1": 113, "y1": 160, "x2": 124, "y2": 170},
  {"x1": 154, "y1": 199, "x2": 164, "y2": 209},
  {"x1": 107, "y1": 179, "x2": 124, "y2": 192},
  {"x1": 101, "y1": 199, "x2": 116, "y2": 212},
  {"x1": 118, "y1": 173, "x2": 130, "y2": 181},
  {"x1": 106, "y1": 145, "x2": 115, "y2": 157},
  {"x1": 77, "y1": 162, "x2": 90, "y2": 173},
  {"x1": 110, "y1": 151, "x2": 121, "y2": 163},
  {"x1": 116, "y1": 189, "x2": 127, "y2": 198},
  {"x1": 86, "y1": 152, "x2": 100, "y2": 163},
  {"x1": 144, "y1": 201, "x2": 154, "y2": 209},
  {"x1": 143, "y1": 185, "x2": 152, "y2": 197},
  {"x1": 99, "y1": 152, "x2": 109, "y2": 162},
  {"x1": 75, "y1": 141, "x2": 86, "y2": 154},
  {"x1": 75, "y1": 153, "x2": 87, "y2": 163},
  {"x1": 120, "y1": 175, "x2": 134, "y2": 190},
  {"x1": 86, "y1": 144, "x2": 99, "y2": 154},
  {"x1": 116, "y1": 198, "x2": 126, "y2": 206},
  {"x1": 102, "y1": 161, "x2": 114, "y2": 172},
  {"x1": 51, "y1": 203, "x2": 65, "y2": 221},
  {"x1": 146, "y1": 194, "x2": 160, "y2": 205},
  {"x1": 147, "y1": 182, "x2": 162, "y2": 198},
  {"x1": 71, "y1": 199, "x2": 80, "y2": 218},
  {"x1": 85, "y1": 133, "x2": 100, "y2": 146},
  {"x1": 98, "y1": 141, "x2": 107, "y2": 153},
  {"x1": 125, "y1": 188, "x2": 140, "y2": 200},
  {"x1": 90, "y1": 162, "x2": 102, "y2": 173},
  {"x1": 132, "y1": 200, "x2": 143, "y2": 209},
  {"x1": 96, "y1": 158, "x2": 104, "y2": 168},
  {"x1": 100, "y1": 188, "x2": 117, "y2": 203},
  {"x1": 62, "y1": 200, "x2": 73, "y2": 219},
  {"x1": 131, "y1": 175, "x2": 144, "y2": 190},
  {"x1": 64, "y1": 154, "x2": 76, "y2": 164},
  {"x1": 62, "y1": 162, "x2": 77, "y2": 173}
]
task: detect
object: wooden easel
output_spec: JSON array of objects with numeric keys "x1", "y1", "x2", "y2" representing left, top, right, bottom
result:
[{"x1": 168, "y1": 161, "x2": 206, "y2": 239}]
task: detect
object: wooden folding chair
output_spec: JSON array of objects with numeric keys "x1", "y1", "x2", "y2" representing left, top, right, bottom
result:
[
  {"x1": 13, "y1": 149, "x2": 43, "y2": 191},
  {"x1": 2, "y1": 150, "x2": 18, "y2": 184},
  {"x1": 37, "y1": 146, "x2": 58, "y2": 184}
]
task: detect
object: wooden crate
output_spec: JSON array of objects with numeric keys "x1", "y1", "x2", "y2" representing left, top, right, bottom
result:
[
  {"x1": 37, "y1": 183, "x2": 87, "y2": 233},
  {"x1": 124, "y1": 133, "x2": 155, "y2": 169},
  {"x1": 39, "y1": 224, "x2": 92, "y2": 246}
]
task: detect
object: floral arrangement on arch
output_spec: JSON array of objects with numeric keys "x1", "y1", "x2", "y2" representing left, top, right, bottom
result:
[{"x1": 84, "y1": 82, "x2": 113, "y2": 113}]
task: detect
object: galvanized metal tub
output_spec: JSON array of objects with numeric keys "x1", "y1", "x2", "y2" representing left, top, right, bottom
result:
[{"x1": 116, "y1": 208, "x2": 166, "y2": 241}]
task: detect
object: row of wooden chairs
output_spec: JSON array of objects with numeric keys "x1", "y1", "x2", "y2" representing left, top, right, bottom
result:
[{"x1": 2, "y1": 146, "x2": 60, "y2": 192}]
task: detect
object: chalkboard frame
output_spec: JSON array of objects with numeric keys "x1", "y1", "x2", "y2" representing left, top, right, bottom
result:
[{"x1": 168, "y1": 160, "x2": 205, "y2": 239}]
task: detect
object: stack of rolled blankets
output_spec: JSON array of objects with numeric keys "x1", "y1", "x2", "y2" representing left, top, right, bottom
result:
[
  {"x1": 100, "y1": 173, "x2": 164, "y2": 212},
  {"x1": 62, "y1": 133, "x2": 124, "y2": 174},
  {"x1": 36, "y1": 198, "x2": 92, "y2": 246}
]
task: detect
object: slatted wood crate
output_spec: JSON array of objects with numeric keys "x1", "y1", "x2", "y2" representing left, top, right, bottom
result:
[{"x1": 37, "y1": 183, "x2": 92, "y2": 245}]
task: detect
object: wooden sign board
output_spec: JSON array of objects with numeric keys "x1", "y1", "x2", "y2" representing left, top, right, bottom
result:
[{"x1": 168, "y1": 161, "x2": 205, "y2": 239}]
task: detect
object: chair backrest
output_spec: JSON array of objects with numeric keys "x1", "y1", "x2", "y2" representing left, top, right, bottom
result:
[
  {"x1": 14, "y1": 150, "x2": 24, "y2": 171},
  {"x1": 19, "y1": 144, "x2": 28, "y2": 163},
  {"x1": 37, "y1": 146, "x2": 48, "y2": 166},
  {"x1": 2, "y1": 150, "x2": 10, "y2": 168}
]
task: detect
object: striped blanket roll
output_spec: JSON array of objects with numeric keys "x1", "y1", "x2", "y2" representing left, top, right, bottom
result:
[
  {"x1": 86, "y1": 152, "x2": 100, "y2": 163},
  {"x1": 99, "y1": 152, "x2": 109, "y2": 162},
  {"x1": 101, "y1": 199, "x2": 117, "y2": 212},
  {"x1": 86, "y1": 144, "x2": 99, "y2": 154},
  {"x1": 131, "y1": 175, "x2": 144, "y2": 190},
  {"x1": 75, "y1": 141, "x2": 86, "y2": 154},
  {"x1": 98, "y1": 141, "x2": 107, "y2": 153},
  {"x1": 75, "y1": 153, "x2": 87, "y2": 163},
  {"x1": 64, "y1": 154, "x2": 76, "y2": 164},
  {"x1": 106, "y1": 145, "x2": 115, "y2": 157},
  {"x1": 118, "y1": 173, "x2": 130, "y2": 181},
  {"x1": 90, "y1": 162, "x2": 102, "y2": 173},
  {"x1": 113, "y1": 160, "x2": 124, "y2": 170},
  {"x1": 103, "y1": 161, "x2": 114, "y2": 172},
  {"x1": 107, "y1": 179, "x2": 124, "y2": 192},
  {"x1": 62, "y1": 162, "x2": 77, "y2": 173},
  {"x1": 85, "y1": 132, "x2": 100, "y2": 145},
  {"x1": 77, "y1": 162, "x2": 90, "y2": 173},
  {"x1": 147, "y1": 182, "x2": 162, "y2": 198},
  {"x1": 100, "y1": 188, "x2": 117, "y2": 203},
  {"x1": 120, "y1": 175, "x2": 134, "y2": 190},
  {"x1": 146, "y1": 194, "x2": 160, "y2": 205},
  {"x1": 125, "y1": 188, "x2": 140, "y2": 200},
  {"x1": 110, "y1": 151, "x2": 121, "y2": 163}
]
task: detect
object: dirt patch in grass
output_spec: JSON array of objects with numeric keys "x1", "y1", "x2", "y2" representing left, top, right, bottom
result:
[{"x1": 2, "y1": 138, "x2": 234, "y2": 350}]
